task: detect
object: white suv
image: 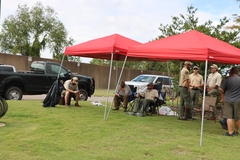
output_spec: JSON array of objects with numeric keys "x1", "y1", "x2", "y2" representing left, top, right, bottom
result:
[{"x1": 125, "y1": 74, "x2": 173, "y2": 93}]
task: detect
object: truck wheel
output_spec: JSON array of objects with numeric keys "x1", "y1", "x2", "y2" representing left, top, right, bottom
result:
[
  {"x1": 79, "y1": 89, "x2": 88, "y2": 101},
  {"x1": 5, "y1": 87, "x2": 23, "y2": 100}
]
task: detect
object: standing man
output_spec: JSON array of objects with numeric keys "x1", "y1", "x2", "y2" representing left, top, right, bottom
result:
[
  {"x1": 189, "y1": 66, "x2": 203, "y2": 109},
  {"x1": 219, "y1": 66, "x2": 240, "y2": 136},
  {"x1": 206, "y1": 64, "x2": 222, "y2": 96},
  {"x1": 206, "y1": 64, "x2": 222, "y2": 120},
  {"x1": 178, "y1": 61, "x2": 193, "y2": 120},
  {"x1": 113, "y1": 80, "x2": 132, "y2": 112}
]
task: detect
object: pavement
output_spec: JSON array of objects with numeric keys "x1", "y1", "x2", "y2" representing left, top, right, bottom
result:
[{"x1": 22, "y1": 94, "x2": 113, "y2": 102}]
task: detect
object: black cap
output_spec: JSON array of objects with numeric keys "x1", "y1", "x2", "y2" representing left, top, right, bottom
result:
[{"x1": 147, "y1": 82, "x2": 154, "y2": 86}]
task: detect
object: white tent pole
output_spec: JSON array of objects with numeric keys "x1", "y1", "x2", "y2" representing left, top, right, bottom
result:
[
  {"x1": 57, "y1": 54, "x2": 65, "y2": 80},
  {"x1": 166, "y1": 61, "x2": 173, "y2": 105},
  {"x1": 105, "y1": 56, "x2": 128, "y2": 120},
  {"x1": 200, "y1": 60, "x2": 208, "y2": 146},
  {"x1": 104, "y1": 52, "x2": 114, "y2": 121}
]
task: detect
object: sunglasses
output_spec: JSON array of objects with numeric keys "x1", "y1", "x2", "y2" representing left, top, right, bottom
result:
[{"x1": 193, "y1": 68, "x2": 198, "y2": 70}]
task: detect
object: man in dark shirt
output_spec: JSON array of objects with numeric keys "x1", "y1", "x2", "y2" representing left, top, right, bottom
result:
[{"x1": 220, "y1": 67, "x2": 240, "y2": 136}]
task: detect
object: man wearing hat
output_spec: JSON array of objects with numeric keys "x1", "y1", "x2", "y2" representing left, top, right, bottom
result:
[
  {"x1": 207, "y1": 64, "x2": 222, "y2": 96},
  {"x1": 113, "y1": 80, "x2": 132, "y2": 112},
  {"x1": 63, "y1": 77, "x2": 80, "y2": 107},
  {"x1": 206, "y1": 64, "x2": 222, "y2": 120},
  {"x1": 178, "y1": 61, "x2": 193, "y2": 120},
  {"x1": 131, "y1": 82, "x2": 158, "y2": 115},
  {"x1": 189, "y1": 66, "x2": 203, "y2": 109}
]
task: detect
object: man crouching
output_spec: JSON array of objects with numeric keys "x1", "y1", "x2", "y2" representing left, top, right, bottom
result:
[{"x1": 63, "y1": 77, "x2": 80, "y2": 107}]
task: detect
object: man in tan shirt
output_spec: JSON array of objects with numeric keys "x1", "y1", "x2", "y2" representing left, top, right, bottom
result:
[
  {"x1": 132, "y1": 82, "x2": 158, "y2": 115},
  {"x1": 206, "y1": 64, "x2": 222, "y2": 120},
  {"x1": 63, "y1": 77, "x2": 80, "y2": 107},
  {"x1": 207, "y1": 64, "x2": 222, "y2": 96},
  {"x1": 178, "y1": 61, "x2": 193, "y2": 120},
  {"x1": 189, "y1": 66, "x2": 203, "y2": 109}
]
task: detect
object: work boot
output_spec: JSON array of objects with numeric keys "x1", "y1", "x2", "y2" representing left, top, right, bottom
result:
[{"x1": 75, "y1": 103, "x2": 81, "y2": 107}]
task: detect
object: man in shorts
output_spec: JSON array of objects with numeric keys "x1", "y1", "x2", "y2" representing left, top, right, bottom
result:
[
  {"x1": 219, "y1": 67, "x2": 240, "y2": 136},
  {"x1": 63, "y1": 77, "x2": 80, "y2": 107}
]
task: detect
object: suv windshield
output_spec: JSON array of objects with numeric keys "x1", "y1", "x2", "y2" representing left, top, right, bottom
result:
[{"x1": 132, "y1": 75, "x2": 156, "y2": 83}]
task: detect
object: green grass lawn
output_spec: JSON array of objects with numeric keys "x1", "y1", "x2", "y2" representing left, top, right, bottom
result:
[
  {"x1": 92, "y1": 89, "x2": 115, "y2": 97},
  {"x1": 0, "y1": 99, "x2": 240, "y2": 160}
]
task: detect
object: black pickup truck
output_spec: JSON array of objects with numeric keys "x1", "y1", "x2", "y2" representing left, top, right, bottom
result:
[{"x1": 0, "y1": 61, "x2": 95, "y2": 100}]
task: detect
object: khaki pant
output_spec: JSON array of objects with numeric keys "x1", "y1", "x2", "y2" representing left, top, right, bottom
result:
[
  {"x1": 190, "y1": 89, "x2": 200, "y2": 108},
  {"x1": 179, "y1": 87, "x2": 192, "y2": 117},
  {"x1": 113, "y1": 95, "x2": 129, "y2": 109}
]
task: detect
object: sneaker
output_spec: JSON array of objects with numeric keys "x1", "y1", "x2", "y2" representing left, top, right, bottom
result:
[
  {"x1": 219, "y1": 120, "x2": 227, "y2": 130},
  {"x1": 234, "y1": 131, "x2": 239, "y2": 136},
  {"x1": 178, "y1": 116, "x2": 188, "y2": 120},
  {"x1": 178, "y1": 117, "x2": 183, "y2": 120},
  {"x1": 224, "y1": 132, "x2": 234, "y2": 136},
  {"x1": 126, "y1": 112, "x2": 135, "y2": 115},
  {"x1": 136, "y1": 112, "x2": 143, "y2": 117},
  {"x1": 189, "y1": 117, "x2": 196, "y2": 120},
  {"x1": 75, "y1": 103, "x2": 81, "y2": 107}
]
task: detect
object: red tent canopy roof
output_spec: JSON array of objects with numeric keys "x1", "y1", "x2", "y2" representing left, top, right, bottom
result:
[
  {"x1": 127, "y1": 30, "x2": 240, "y2": 64},
  {"x1": 64, "y1": 34, "x2": 142, "y2": 60}
]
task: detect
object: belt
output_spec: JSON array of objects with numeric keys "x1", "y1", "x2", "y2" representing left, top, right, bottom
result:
[
  {"x1": 179, "y1": 86, "x2": 187, "y2": 88},
  {"x1": 191, "y1": 88, "x2": 199, "y2": 90}
]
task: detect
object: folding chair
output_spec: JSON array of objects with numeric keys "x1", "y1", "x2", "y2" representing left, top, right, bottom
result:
[
  {"x1": 145, "y1": 83, "x2": 167, "y2": 115},
  {"x1": 193, "y1": 96, "x2": 217, "y2": 122},
  {"x1": 140, "y1": 83, "x2": 166, "y2": 116},
  {"x1": 119, "y1": 91, "x2": 136, "y2": 111}
]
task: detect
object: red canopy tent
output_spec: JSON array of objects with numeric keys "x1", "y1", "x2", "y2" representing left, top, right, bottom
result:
[
  {"x1": 64, "y1": 34, "x2": 142, "y2": 120},
  {"x1": 127, "y1": 30, "x2": 240, "y2": 146},
  {"x1": 127, "y1": 30, "x2": 240, "y2": 64},
  {"x1": 64, "y1": 33, "x2": 142, "y2": 61}
]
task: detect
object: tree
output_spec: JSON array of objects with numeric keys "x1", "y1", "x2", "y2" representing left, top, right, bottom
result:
[
  {"x1": 90, "y1": 6, "x2": 240, "y2": 78},
  {"x1": 148, "y1": 5, "x2": 240, "y2": 80},
  {"x1": 0, "y1": 2, "x2": 74, "y2": 59}
]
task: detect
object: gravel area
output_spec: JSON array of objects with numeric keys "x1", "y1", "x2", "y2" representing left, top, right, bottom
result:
[{"x1": 22, "y1": 94, "x2": 113, "y2": 102}]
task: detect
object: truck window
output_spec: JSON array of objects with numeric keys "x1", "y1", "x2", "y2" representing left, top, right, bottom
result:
[
  {"x1": 0, "y1": 66, "x2": 14, "y2": 72},
  {"x1": 132, "y1": 75, "x2": 156, "y2": 83},
  {"x1": 156, "y1": 77, "x2": 163, "y2": 84},
  {"x1": 31, "y1": 63, "x2": 44, "y2": 72},
  {"x1": 49, "y1": 64, "x2": 68, "y2": 76},
  {"x1": 163, "y1": 78, "x2": 172, "y2": 85}
]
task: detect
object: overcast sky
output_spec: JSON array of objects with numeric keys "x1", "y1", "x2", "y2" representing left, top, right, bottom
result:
[{"x1": 1, "y1": 0, "x2": 239, "y2": 63}]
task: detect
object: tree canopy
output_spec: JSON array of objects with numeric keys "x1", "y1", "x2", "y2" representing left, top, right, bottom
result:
[
  {"x1": 0, "y1": 2, "x2": 74, "y2": 59},
  {"x1": 90, "y1": 5, "x2": 240, "y2": 81}
]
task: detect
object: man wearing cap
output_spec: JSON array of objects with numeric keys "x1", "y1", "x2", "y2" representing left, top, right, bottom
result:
[
  {"x1": 189, "y1": 66, "x2": 203, "y2": 109},
  {"x1": 112, "y1": 80, "x2": 132, "y2": 112},
  {"x1": 178, "y1": 61, "x2": 193, "y2": 120},
  {"x1": 207, "y1": 64, "x2": 222, "y2": 96},
  {"x1": 63, "y1": 77, "x2": 80, "y2": 107},
  {"x1": 131, "y1": 82, "x2": 158, "y2": 115},
  {"x1": 206, "y1": 64, "x2": 222, "y2": 120}
]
